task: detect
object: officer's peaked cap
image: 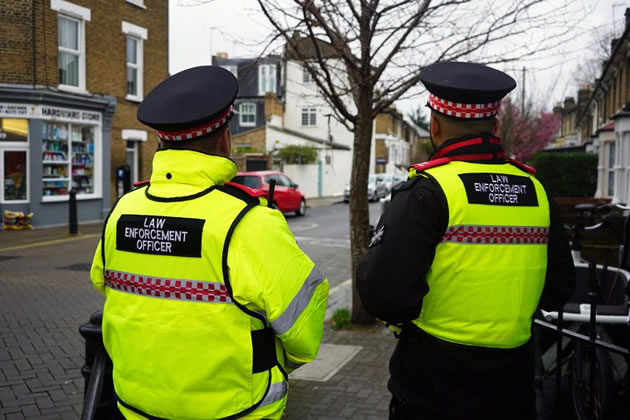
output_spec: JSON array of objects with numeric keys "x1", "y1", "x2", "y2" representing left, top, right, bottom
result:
[
  {"x1": 420, "y1": 62, "x2": 516, "y2": 119},
  {"x1": 137, "y1": 66, "x2": 238, "y2": 141}
]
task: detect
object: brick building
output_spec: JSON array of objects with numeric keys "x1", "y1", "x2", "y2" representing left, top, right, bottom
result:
[
  {"x1": 0, "y1": 0, "x2": 168, "y2": 227},
  {"x1": 374, "y1": 107, "x2": 425, "y2": 173}
]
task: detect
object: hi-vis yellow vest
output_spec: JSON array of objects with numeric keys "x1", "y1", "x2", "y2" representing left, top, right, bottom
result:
[
  {"x1": 101, "y1": 183, "x2": 284, "y2": 420},
  {"x1": 410, "y1": 160, "x2": 550, "y2": 349}
]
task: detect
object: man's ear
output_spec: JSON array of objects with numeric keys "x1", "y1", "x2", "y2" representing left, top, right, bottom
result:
[
  {"x1": 218, "y1": 126, "x2": 231, "y2": 155},
  {"x1": 430, "y1": 114, "x2": 440, "y2": 139},
  {"x1": 492, "y1": 117, "x2": 499, "y2": 135}
]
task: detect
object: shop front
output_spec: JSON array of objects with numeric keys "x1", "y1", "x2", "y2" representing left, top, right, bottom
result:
[{"x1": 0, "y1": 87, "x2": 115, "y2": 227}]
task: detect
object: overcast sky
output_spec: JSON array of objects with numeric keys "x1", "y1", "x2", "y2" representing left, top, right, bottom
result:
[{"x1": 168, "y1": 0, "x2": 627, "y2": 117}]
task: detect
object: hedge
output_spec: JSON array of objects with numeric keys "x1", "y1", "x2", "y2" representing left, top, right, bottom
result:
[
  {"x1": 529, "y1": 152, "x2": 598, "y2": 197},
  {"x1": 277, "y1": 145, "x2": 318, "y2": 164}
]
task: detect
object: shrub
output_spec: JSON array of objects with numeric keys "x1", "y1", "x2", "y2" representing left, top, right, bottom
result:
[
  {"x1": 529, "y1": 152, "x2": 598, "y2": 197},
  {"x1": 277, "y1": 145, "x2": 318, "y2": 164}
]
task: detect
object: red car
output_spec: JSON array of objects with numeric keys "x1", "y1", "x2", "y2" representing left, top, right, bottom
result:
[{"x1": 231, "y1": 171, "x2": 307, "y2": 216}]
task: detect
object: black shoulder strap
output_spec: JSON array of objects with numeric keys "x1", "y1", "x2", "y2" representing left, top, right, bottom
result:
[{"x1": 215, "y1": 184, "x2": 261, "y2": 205}]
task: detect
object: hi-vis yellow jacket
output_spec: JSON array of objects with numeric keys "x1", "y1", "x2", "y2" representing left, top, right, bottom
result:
[
  {"x1": 409, "y1": 159, "x2": 550, "y2": 349},
  {"x1": 90, "y1": 150, "x2": 329, "y2": 420}
]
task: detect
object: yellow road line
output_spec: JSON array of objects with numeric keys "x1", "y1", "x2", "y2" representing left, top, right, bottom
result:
[{"x1": 0, "y1": 233, "x2": 100, "y2": 252}]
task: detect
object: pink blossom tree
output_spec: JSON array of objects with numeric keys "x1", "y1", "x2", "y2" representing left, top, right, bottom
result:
[{"x1": 499, "y1": 99, "x2": 561, "y2": 162}]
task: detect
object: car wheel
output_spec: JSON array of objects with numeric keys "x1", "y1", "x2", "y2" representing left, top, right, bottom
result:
[{"x1": 296, "y1": 199, "x2": 306, "y2": 216}]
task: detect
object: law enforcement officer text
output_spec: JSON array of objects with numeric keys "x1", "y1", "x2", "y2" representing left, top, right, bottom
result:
[
  {"x1": 459, "y1": 173, "x2": 538, "y2": 207},
  {"x1": 116, "y1": 214, "x2": 204, "y2": 257},
  {"x1": 123, "y1": 217, "x2": 190, "y2": 253}
]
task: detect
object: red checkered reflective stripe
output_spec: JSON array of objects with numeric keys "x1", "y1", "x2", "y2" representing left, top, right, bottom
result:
[
  {"x1": 428, "y1": 94, "x2": 501, "y2": 119},
  {"x1": 441, "y1": 225, "x2": 549, "y2": 244},
  {"x1": 104, "y1": 270, "x2": 232, "y2": 304},
  {"x1": 155, "y1": 105, "x2": 233, "y2": 141}
]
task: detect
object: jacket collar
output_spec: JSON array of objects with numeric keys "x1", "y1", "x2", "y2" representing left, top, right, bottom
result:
[
  {"x1": 149, "y1": 149, "x2": 237, "y2": 190},
  {"x1": 430, "y1": 133, "x2": 506, "y2": 163}
]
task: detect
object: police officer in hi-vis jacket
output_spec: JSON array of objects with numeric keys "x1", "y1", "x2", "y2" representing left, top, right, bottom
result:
[
  {"x1": 90, "y1": 66, "x2": 329, "y2": 420},
  {"x1": 357, "y1": 62, "x2": 575, "y2": 420}
]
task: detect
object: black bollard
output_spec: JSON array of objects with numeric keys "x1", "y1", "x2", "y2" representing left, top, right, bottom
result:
[
  {"x1": 69, "y1": 190, "x2": 78, "y2": 234},
  {"x1": 79, "y1": 310, "x2": 117, "y2": 420}
]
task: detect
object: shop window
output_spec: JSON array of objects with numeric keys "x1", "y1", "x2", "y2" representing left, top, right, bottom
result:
[
  {"x1": 301, "y1": 108, "x2": 317, "y2": 126},
  {"x1": 126, "y1": 140, "x2": 139, "y2": 184},
  {"x1": 2, "y1": 151, "x2": 28, "y2": 202},
  {"x1": 42, "y1": 122, "x2": 96, "y2": 198},
  {"x1": 239, "y1": 103, "x2": 256, "y2": 127},
  {"x1": 0, "y1": 118, "x2": 29, "y2": 203}
]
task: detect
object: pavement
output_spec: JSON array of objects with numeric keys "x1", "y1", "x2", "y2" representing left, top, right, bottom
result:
[
  {"x1": 0, "y1": 196, "x2": 587, "y2": 419},
  {"x1": 0, "y1": 196, "x2": 397, "y2": 420}
]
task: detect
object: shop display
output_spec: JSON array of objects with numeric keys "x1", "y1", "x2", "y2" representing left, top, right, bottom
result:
[
  {"x1": 42, "y1": 122, "x2": 95, "y2": 197},
  {"x1": 3, "y1": 210, "x2": 33, "y2": 230}
]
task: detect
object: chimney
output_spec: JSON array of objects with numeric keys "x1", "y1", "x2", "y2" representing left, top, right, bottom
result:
[
  {"x1": 625, "y1": 8, "x2": 630, "y2": 29},
  {"x1": 563, "y1": 97, "x2": 576, "y2": 110},
  {"x1": 553, "y1": 103, "x2": 564, "y2": 115},
  {"x1": 215, "y1": 52, "x2": 228, "y2": 59},
  {"x1": 577, "y1": 85, "x2": 592, "y2": 113}
]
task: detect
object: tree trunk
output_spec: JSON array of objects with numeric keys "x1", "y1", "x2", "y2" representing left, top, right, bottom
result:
[{"x1": 349, "y1": 87, "x2": 376, "y2": 325}]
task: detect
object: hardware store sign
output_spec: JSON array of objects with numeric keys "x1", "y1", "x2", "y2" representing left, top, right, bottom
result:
[{"x1": 0, "y1": 103, "x2": 101, "y2": 124}]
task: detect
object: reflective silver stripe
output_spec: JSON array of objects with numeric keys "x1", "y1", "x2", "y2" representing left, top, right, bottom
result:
[
  {"x1": 271, "y1": 266, "x2": 325, "y2": 335},
  {"x1": 259, "y1": 380, "x2": 288, "y2": 408},
  {"x1": 441, "y1": 225, "x2": 549, "y2": 245},
  {"x1": 104, "y1": 269, "x2": 233, "y2": 304}
]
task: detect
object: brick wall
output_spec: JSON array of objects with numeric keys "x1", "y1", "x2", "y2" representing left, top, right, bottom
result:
[
  {"x1": 232, "y1": 126, "x2": 267, "y2": 153},
  {"x1": 1, "y1": 0, "x2": 169, "y2": 200},
  {"x1": 0, "y1": 1, "x2": 35, "y2": 85}
]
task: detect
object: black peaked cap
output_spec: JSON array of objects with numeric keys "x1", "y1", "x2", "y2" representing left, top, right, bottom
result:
[
  {"x1": 420, "y1": 62, "x2": 516, "y2": 104},
  {"x1": 137, "y1": 66, "x2": 238, "y2": 132}
]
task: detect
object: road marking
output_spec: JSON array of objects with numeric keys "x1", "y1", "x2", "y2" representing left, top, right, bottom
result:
[
  {"x1": 290, "y1": 222, "x2": 319, "y2": 233},
  {"x1": 326, "y1": 278, "x2": 352, "y2": 319},
  {"x1": 0, "y1": 233, "x2": 100, "y2": 252},
  {"x1": 294, "y1": 236, "x2": 350, "y2": 248}
]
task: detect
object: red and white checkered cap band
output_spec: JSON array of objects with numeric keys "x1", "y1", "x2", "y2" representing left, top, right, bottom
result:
[
  {"x1": 104, "y1": 269, "x2": 233, "y2": 304},
  {"x1": 428, "y1": 94, "x2": 501, "y2": 119},
  {"x1": 155, "y1": 105, "x2": 234, "y2": 141},
  {"x1": 441, "y1": 225, "x2": 549, "y2": 245}
]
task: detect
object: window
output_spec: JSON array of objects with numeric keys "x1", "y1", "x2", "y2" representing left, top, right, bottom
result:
[
  {"x1": 231, "y1": 175, "x2": 262, "y2": 189},
  {"x1": 239, "y1": 103, "x2": 256, "y2": 127},
  {"x1": 58, "y1": 16, "x2": 83, "y2": 89},
  {"x1": 53, "y1": 1, "x2": 90, "y2": 92},
  {"x1": 42, "y1": 121, "x2": 97, "y2": 198},
  {"x1": 0, "y1": 118, "x2": 29, "y2": 203},
  {"x1": 125, "y1": 0, "x2": 146, "y2": 8},
  {"x1": 122, "y1": 21, "x2": 147, "y2": 101},
  {"x1": 303, "y1": 67, "x2": 313, "y2": 83},
  {"x1": 301, "y1": 108, "x2": 317, "y2": 126},
  {"x1": 126, "y1": 140, "x2": 139, "y2": 184},
  {"x1": 608, "y1": 142, "x2": 616, "y2": 197},
  {"x1": 222, "y1": 65, "x2": 238, "y2": 78},
  {"x1": 258, "y1": 64, "x2": 276, "y2": 95}
]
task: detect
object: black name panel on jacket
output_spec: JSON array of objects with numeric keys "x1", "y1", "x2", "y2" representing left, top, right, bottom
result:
[
  {"x1": 458, "y1": 173, "x2": 538, "y2": 206},
  {"x1": 116, "y1": 215, "x2": 205, "y2": 257}
]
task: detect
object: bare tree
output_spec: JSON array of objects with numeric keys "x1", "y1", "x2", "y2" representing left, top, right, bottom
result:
[
  {"x1": 246, "y1": 0, "x2": 585, "y2": 324},
  {"x1": 573, "y1": 23, "x2": 616, "y2": 87}
]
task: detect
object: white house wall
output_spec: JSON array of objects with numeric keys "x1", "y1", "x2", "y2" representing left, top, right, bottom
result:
[
  {"x1": 266, "y1": 125, "x2": 351, "y2": 197},
  {"x1": 613, "y1": 116, "x2": 630, "y2": 204}
]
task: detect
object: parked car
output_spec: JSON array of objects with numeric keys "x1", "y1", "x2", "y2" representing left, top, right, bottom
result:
[
  {"x1": 375, "y1": 173, "x2": 408, "y2": 193},
  {"x1": 343, "y1": 174, "x2": 389, "y2": 202},
  {"x1": 231, "y1": 171, "x2": 307, "y2": 216}
]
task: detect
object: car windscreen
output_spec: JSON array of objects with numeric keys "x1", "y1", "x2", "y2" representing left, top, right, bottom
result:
[{"x1": 231, "y1": 175, "x2": 262, "y2": 189}]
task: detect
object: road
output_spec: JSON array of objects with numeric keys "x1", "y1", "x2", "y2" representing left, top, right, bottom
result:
[
  {"x1": 0, "y1": 200, "x2": 384, "y2": 418},
  {"x1": 285, "y1": 200, "x2": 383, "y2": 290}
]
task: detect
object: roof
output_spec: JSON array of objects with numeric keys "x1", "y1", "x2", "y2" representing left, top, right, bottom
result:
[
  {"x1": 576, "y1": 22, "x2": 630, "y2": 127},
  {"x1": 285, "y1": 34, "x2": 341, "y2": 60},
  {"x1": 269, "y1": 125, "x2": 351, "y2": 150},
  {"x1": 598, "y1": 121, "x2": 615, "y2": 132}
]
